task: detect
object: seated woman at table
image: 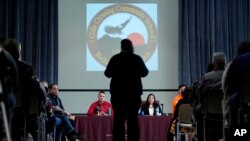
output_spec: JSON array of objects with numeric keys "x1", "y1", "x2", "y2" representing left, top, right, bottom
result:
[
  {"x1": 140, "y1": 93, "x2": 162, "y2": 116},
  {"x1": 87, "y1": 90, "x2": 113, "y2": 116}
]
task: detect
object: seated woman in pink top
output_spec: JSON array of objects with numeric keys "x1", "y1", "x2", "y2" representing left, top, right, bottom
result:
[{"x1": 87, "y1": 90, "x2": 113, "y2": 116}]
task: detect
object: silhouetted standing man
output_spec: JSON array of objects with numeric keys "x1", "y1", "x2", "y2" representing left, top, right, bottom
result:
[{"x1": 105, "y1": 39, "x2": 148, "y2": 141}]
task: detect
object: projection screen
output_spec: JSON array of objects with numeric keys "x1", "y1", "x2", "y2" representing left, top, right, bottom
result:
[{"x1": 58, "y1": 0, "x2": 178, "y2": 90}]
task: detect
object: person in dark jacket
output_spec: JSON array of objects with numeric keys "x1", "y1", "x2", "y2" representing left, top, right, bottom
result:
[
  {"x1": 3, "y1": 39, "x2": 47, "y2": 140},
  {"x1": 104, "y1": 38, "x2": 149, "y2": 141},
  {"x1": 140, "y1": 93, "x2": 162, "y2": 116},
  {"x1": 47, "y1": 84, "x2": 80, "y2": 141},
  {"x1": 222, "y1": 41, "x2": 250, "y2": 141}
]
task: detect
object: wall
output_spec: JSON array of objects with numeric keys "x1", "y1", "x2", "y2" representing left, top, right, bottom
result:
[{"x1": 60, "y1": 91, "x2": 177, "y2": 114}]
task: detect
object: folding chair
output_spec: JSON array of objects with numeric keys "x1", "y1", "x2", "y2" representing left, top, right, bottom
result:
[{"x1": 176, "y1": 104, "x2": 197, "y2": 141}]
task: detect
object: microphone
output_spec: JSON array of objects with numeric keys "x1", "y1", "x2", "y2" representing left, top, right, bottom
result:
[
  {"x1": 96, "y1": 106, "x2": 100, "y2": 115},
  {"x1": 161, "y1": 104, "x2": 164, "y2": 114}
]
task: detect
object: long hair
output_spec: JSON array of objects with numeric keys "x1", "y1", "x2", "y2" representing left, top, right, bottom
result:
[{"x1": 145, "y1": 93, "x2": 158, "y2": 106}]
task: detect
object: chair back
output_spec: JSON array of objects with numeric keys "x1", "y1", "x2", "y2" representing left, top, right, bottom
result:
[
  {"x1": 178, "y1": 104, "x2": 193, "y2": 123},
  {"x1": 141, "y1": 100, "x2": 160, "y2": 107},
  {"x1": 203, "y1": 90, "x2": 223, "y2": 141}
]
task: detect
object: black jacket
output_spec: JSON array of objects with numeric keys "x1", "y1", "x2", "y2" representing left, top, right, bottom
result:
[
  {"x1": 105, "y1": 51, "x2": 148, "y2": 95},
  {"x1": 141, "y1": 103, "x2": 162, "y2": 116}
]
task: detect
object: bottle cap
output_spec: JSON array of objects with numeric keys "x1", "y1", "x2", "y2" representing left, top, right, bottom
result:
[{"x1": 140, "y1": 111, "x2": 144, "y2": 116}]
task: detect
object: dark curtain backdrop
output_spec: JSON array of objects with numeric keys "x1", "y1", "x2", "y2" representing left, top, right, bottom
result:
[
  {"x1": 0, "y1": 0, "x2": 58, "y2": 84},
  {"x1": 179, "y1": 0, "x2": 250, "y2": 86},
  {"x1": 1, "y1": 0, "x2": 250, "y2": 87}
]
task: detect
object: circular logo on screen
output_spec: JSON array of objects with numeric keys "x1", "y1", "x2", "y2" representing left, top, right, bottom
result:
[{"x1": 87, "y1": 4, "x2": 157, "y2": 66}]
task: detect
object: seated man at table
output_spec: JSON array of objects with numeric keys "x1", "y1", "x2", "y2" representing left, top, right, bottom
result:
[{"x1": 87, "y1": 90, "x2": 113, "y2": 116}]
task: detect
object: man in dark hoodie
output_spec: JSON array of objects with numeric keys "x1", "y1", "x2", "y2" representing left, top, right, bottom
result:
[{"x1": 105, "y1": 38, "x2": 148, "y2": 141}]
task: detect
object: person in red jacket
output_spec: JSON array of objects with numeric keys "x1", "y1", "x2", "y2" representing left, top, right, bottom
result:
[{"x1": 87, "y1": 90, "x2": 113, "y2": 116}]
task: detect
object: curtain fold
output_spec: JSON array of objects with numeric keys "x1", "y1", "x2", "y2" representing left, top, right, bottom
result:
[
  {"x1": 179, "y1": 0, "x2": 250, "y2": 86},
  {"x1": 2, "y1": 0, "x2": 250, "y2": 87},
  {"x1": 0, "y1": 0, "x2": 58, "y2": 84}
]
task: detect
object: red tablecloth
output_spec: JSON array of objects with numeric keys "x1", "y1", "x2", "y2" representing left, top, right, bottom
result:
[{"x1": 75, "y1": 115, "x2": 172, "y2": 141}]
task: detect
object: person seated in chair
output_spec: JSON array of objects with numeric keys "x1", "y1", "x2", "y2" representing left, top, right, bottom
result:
[
  {"x1": 47, "y1": 84, "x2": 81, "y2": 141},
  {"x1": 87, "y1": 90, "x2": 113, "y2": 116},
  {"x1": 168, "y1": 87, "x2": 193, "y2": 141},
  {"x1": 171, "y1": 84, "x2": 186, "y2": 116},
  {"x1": 140, "y1": 93, "x2": 162, "y2": 116}
]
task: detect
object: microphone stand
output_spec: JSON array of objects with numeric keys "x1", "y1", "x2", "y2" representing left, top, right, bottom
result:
[{"x1": 161, "y1": 104, "x2": 164, "y2": 115}]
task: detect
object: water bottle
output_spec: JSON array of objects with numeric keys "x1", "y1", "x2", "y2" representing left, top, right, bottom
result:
[
  {"x1": 107, "y1": 107, "x2": 111, "y2": 116},
  {"x1": 140, "y1": 111, "x2": 144, "y2": 116},
  {"x1": 156, "y1": 107, "x2": 161, "y2": 116},
  {"x1": 96, "y1": 106, "x2": 100, "y2": 116}
]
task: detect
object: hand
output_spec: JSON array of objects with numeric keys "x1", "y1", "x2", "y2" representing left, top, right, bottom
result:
[
  {"x1": 100, "y1": 111, "x2": 107, "y2": 116},
  {"x1": 63, "y1": 111, "x2": 71, "y2": 117},
  {"x1": 54, "y1": 106, "x2": 63, "y2": 111}
]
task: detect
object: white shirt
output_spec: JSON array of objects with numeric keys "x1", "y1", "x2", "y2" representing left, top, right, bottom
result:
[{"x1": 149, "y1": 106, "x2": 154, "y2": 115}]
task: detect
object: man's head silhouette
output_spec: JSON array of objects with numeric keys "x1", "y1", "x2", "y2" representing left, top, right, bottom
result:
[{"x1": 121, "y1": 39, "x2": 134, "y2": 53}]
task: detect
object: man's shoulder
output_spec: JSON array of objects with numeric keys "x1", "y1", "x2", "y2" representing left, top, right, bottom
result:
[
  {"x1": 236, "y1": 52, "x2": 250, "y2": 71},
  {"x1": 17, "y1": 60, "x2": 33, "y2": 68},
  {"x1": 90, "y1": 101, "x2": 99, "y2": 106},
  {"x1": 17, "y1": 60, "x2": 34, "y2": 75},
  {"x1": 203, "y1": 70, "x2": 223, "y2": 78},
  {"x1": 113, "y1": 52, "x2": 141, "y2": 59},
  {"x1": 104, "y1": 101, "x2": 112, "y2": 105},
  {"x1": 47, "y1": 93, "x2": 56, "y2": 99},
  {"x1": 172, "y1": 94, "x2": 183, "y2": 103},
  {"x1": 111, "y1": 53, "x2": 121, "y2": 58}
]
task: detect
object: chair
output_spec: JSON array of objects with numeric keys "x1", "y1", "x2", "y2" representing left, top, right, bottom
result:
[
  {"x1": 203, "y1": 90, "x2": 223, "y2": 141},
  {"x1": 140, "y1": 100, "x2": 160, "y2": 106},
  {"x1": 176, "y1": 104, "x2": 197, "y2": 141},
  {"x1": 47, "y1": 117, "x2": 62, "y2": 141}
]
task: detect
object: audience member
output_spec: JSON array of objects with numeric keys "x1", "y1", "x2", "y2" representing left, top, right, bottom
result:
[
  {"x1": 171, "y1": 84, "x2": 186, "y2": 116},
  {"x1": 105, "y1": 38, "x2": 149, "y2": 141},
  {"x1": 206, "y1": 62, "x2": 213, "y2": 73},
  {"x1": 140, "y1": 93, "x2": 162, "y2": 116},
  {"x1": 0, "y1": 37, "x2": 16, "y2": 141},
  {"x1": 167, "y1": 87, "x2": 193, "y2": 141},
  {"x1": 40, "y1": 80, "x2": 58, "y2": 139},
  {"x1": 196, "y1": 52, "x2": 226, "y2": 141},
  {"x1": 0, "y1": 37, "x2": 18, "y2": 140},
  {"x1": 87, "y1": 90, "x2": 113, "y2": 116},
  {"x1": 41, "y1": 80, "x2": 49, "y2": 93},
  {"x1": 45, "y1": 96, "x2": 57, "y2": 136},
  {"x1": 47, "y1": 84, "x2": 80, "y2": 141},
  {"x1": 3, "y1": 39, "x2": 47, "y2": 140},
  {"x1": 199, "y1": 52, "x2": 226, "y2": 111},
  {"x1": 222, "y1": 41, "x2": 250, "y2": 141}
]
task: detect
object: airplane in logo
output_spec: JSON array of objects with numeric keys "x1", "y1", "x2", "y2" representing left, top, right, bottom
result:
[{"x1": 104, "y1": 16, "x2": 132, "y2": 35}]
